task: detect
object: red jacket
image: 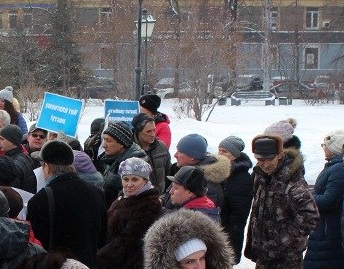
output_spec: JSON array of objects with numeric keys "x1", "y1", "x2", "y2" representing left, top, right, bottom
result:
[{"x1": 155, "y1": 113, "x2": 171, "y2": 149}]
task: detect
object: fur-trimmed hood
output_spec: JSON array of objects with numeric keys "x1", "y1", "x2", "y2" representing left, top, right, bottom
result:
[
  {"x1": 144, "y1": 209, "x2": 234, "y2": 269},
  {"x1": 199, "y1": 154, "x2": 231, "y2": 184}
]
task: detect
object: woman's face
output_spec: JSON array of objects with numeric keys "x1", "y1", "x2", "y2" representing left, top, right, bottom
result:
[
  {"x1": 218, "y1": 147, "x2": 236, "y2": 161},
  {"x1": 322, "y1": 143, "x2": 334, "y2": 160},
  {"x1": 121, "y1": 175, "x2": 147, "y2": 196},
  {"x1": 0, "y1": 99, "x2": 5, "y2": 110},
  {"x1": 179, "y1": 250, "x2": 206, "y2": 269}
]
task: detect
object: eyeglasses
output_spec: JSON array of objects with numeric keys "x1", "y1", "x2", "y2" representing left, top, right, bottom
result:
[{"x1": 31, "y1": 133, "x2": 47, "y2": 139}]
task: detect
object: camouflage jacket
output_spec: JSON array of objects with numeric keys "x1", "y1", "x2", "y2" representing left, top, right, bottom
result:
[{"x1": 245, "y1": 148, "x2": 319, "y2": 262}]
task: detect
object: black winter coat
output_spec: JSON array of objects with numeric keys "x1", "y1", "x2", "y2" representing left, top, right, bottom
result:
[
  {"x1": 5, "y1": 147, "x2": 37, "y2": 193},
  {"x1": 97, "y1": 188, "x2": 162, "y2": 269},
  {"x1": 221, "y1": 153, "x2": 253, "y2": 264},
  {"x1": 304, "y1": 155, "x2": 344, "y2": 269},
  {"x1": 26, "y1": 172, "x2": 107, "y2": 268}
]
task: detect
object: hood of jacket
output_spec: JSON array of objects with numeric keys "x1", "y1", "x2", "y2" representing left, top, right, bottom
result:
[
  {"x1": 0, "y1": 217, "x2": 30, "y2": 259},
  {"x1": 144, "y1": 209, "x2": 234, "y2": 269},
  {"x1": 154, "y1": 112, "x2": 170, "y2": 124},
  {"x1": 198, "y1": 154, "x2": 231, "y2": 184}
]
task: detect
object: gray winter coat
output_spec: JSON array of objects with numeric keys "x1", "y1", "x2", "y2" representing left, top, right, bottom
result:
[
  {"x1": 0, "y1": 217, "x2": 45, "y2": 268},
  {"x1": 144, "y1": 208, "x2": 234, "y2": 269}
]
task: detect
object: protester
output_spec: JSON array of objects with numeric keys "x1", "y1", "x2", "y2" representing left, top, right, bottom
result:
[
  {"x1": 0, "y1": 109, "x2": 10, "y2": 128},
  {"x1": 0, "y1": 86, "x2": 27, "y2": 134},
  {"x1": 73, "y1": 150, "x2": 104, "y2": 189},
  {"x1": 144, "y1": 208, "x2": 234, "y2": 269},
  {"x1": 164, "y1": 133, "x2": 230, "y2": 208},
  {"x1": 0, "y1": 124, "x2": 37, "y2": 193},
  {"x1": 218, "y1": 135, "x2": 253, "y2": 264},
  {"x1": 26, "y1": 140, "x2": 107, "y2": 268},
  {"x1": 0, "y1": 155, "x2": 17, "y2": 186},
  {"x1": 139, "y1": 94, "x2": 171, "y2": 148},
  {"x1": 97, "y1": 157, "x2": 162, "y2": 268},
  {"x1": 167, "y1": 165, "x2": 219, "y2": 221},
  {"x1": 99, "y1": 121, "x2": 147, "y2": 206},
  {"x1": 244, "y1": 134, "x2": 319, "y2": 269},
  {"x1": 132, "y1": 113, "x2": 171, "y2": 193},
  {"x1": 304, "y1": 130, "x2": 344, "y2": 269}
]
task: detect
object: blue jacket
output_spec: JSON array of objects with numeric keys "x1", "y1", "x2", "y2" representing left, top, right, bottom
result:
[{"x1": 304, "y1": 155, "x2": 344, "y2": 269}]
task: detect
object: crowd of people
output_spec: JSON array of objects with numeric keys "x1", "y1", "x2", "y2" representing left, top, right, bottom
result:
[{"x1": 0, "y1": 88, "x2": 343, "y2": 269}]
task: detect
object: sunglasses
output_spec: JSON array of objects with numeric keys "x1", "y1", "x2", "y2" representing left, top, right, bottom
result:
[{"x1": 31, "y1": 133, "x2": 47, "y2": 139}]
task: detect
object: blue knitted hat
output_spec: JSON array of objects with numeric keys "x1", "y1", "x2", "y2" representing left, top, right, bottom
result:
[{"x1": 177, "y1": 134, "x2": 208, "y2": 160}]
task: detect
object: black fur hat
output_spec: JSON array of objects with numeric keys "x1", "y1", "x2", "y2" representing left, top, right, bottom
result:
[{"x1": 39, "y1": 140, "x2": 74, "y2": 165}]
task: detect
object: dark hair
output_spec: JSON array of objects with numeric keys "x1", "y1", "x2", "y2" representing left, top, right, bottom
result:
[{"x1": 4, "y1": 100, "x2": 19, "y2": 125}]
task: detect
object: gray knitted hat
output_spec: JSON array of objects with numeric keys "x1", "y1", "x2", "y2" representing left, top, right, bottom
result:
[
  {"x1": 0, "y1": 86, "x2": 14, "y2": 103},
  {"x1": 0, "y1": 124, "x2": 23, "y2": 146},
  {"x1": 219, "y1": 136, "x2": 245, "y2": 158}
]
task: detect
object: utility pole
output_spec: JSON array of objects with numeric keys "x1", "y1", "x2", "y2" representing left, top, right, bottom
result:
[{"x1": 262, "y1": 0, "x2": 272, "y2": 92}]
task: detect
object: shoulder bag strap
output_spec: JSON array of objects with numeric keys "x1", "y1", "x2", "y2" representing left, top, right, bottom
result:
[{"x1": 44, "y1": 186, "x2": 54, "y2": 250}]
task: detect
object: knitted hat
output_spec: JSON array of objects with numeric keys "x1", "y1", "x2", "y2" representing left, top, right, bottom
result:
[
  {"x1": 323, "y1": 130, "x2": 344, "y2": 155},
  {"x1": 177, "y1": 134, "x2": 208, "y2": 160},
  {"x1": 0, "y1": 186, "x2": 23, "y2": 218},
  {"x1": 39, "y1": 140, "x2": 74, "y2": 165},
  {"x1": 0, "y1": 86, "x2": 14, "y2": 103},
  {"x1": 0, "y1": 155, "x2": 17, "y2": 185},
  {"x1": 252, "y1": 135, "x2": 283, "y2": 159},
  {"x1": 90, "y1": 118, "x2": 105, "y2": 135},
  {"x1": 264, "y1": 118, "x2": 297, "y2": 142},
  {"x1": 139, "y1": 94, "x2": 161, "y2": 113},
  {"x1": 73, "y1": 150, "x2": 97, "y2": 174},
  {"x1": 29, "y1": 123, "x2": 48, "y2": 135},
  {"x1": 167, "y1": 166, "x2": 207, "y2": 197},
  {"x1": 103, "y1": 121, "x2": 133, "y2": 148},
  {"x1": 0, "y1": 124, "x2": 23, "y2": 146},
  {"x1": 0, "y1": 190, "x2": 10, "y2": 217},
  {"x1": 175, "y1": 238, "x2": 207, "y2": 262},
  {"x1": 132, "y1": 113, "x2": 154, "y2": 133},
  {"x1": 118, "y1": 157, "x2": 152, "y2": 180},
  {"x1": 219, "y1": 136, "x2": 245, "y2": 158}
]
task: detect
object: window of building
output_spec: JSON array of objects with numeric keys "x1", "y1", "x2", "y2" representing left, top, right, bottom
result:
[
  {"x1": 306, "y1": 7, "x2": 319, "y2": 29},
  {"x1": 9, "y1": 10, "x2": 18, "y2": 29},
  {"x1": 24, "y1": 9, "x2": 33, "y2": 30},
  {"x1": 270, "y1": 7, "x2": 278, "y2": 30},
  {"x1": 100, "y1": 47, "x2": 113, "y2": 69},
  {"x1": 304, "y1": 47, "x2": 319, "y2": 69},
  {"x1": 100, "y1": 8, "x2": 111, "y2": 27}
]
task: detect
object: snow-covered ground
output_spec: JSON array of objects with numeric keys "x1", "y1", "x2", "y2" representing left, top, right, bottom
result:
[{"x1": 76, "y1": 98, "x2": 344, "y2": 268}]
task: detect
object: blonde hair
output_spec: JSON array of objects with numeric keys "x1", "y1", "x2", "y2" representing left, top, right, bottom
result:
[{"x1": 12, "y1": 97, "x2": 20, "y2": 112}]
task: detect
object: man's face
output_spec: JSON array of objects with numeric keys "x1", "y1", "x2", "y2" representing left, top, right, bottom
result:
[
  {"x1": 0, "y1": 136, "x2": 15, "y2": 152},
  {"x1": 256, "y1": 153, "x2": 282, "y2": 174},
  {"x1": 137, "y1": 121, "x2": 156, "y2": 146},
  {"x1": 169, "y1": 182, "x2": 193, "y2": 205},
  {"x1": 174, "y1": 151, "x2": 199, "y2": 167},
  {"x1": 102, "y1": 134, "x2": 125, "y2": 155},
  {"x1": 27, "y1": 130, "x2": 47, "y2": 151},
  {"x1": 140, "y1": 106, "x2": 154, "y2": 116}
]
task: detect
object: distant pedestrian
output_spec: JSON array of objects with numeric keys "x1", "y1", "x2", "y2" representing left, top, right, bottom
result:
[
  {"x1": 244, "y1": 134, "x2": 319, "y2": 269},
  {"x1": 0, "y1": 86, "x2": 27, "y2": 133},
  {"x1": 218, "y1": 135, "x2": 253, "y2": 264},
  {"x1": 139, "y1": 94, "x2": 172, "y2": 148},
  {"x1": 304, "y1": 130, "x2": 344, "y2": 269},
  {"x1": 144, "y1": 208, "x2": 234, "y2": 269}
]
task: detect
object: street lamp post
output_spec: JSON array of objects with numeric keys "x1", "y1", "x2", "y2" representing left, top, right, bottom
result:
[{"x1": 134, "y1": 5, "x2": 156, "y2": 100}]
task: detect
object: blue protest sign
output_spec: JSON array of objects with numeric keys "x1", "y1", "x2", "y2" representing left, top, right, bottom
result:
[
  {"x1": 104, "y1": 100, "x2": 139, "y2": 126},
  {"x1": 36, "y1": 92, "x2": 83, "y2": 137}
]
